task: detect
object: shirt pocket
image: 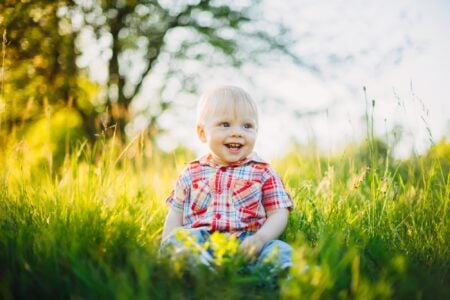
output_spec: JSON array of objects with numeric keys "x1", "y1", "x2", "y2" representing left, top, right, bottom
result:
[
  {"x1": 232, "y1": 179, "x2": 262, "y2": 218},
  {"x1": 190, "y1": 179, "x2": 212, "y2": 212}
]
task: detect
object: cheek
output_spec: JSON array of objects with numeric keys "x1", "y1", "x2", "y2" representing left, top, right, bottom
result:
[
  {"x1": 210, "y1": 130, "x2": 225, "y2": 139},
  {"x1": 247, "y1": 132, "x2": 257, "y2": 142},
  {"x1": 208, "y1": 134, "x2": 222, "y2": 145}
]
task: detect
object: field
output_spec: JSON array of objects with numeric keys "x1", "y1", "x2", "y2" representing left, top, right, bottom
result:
[{"x1": 0, "y1": 134, "x2": 449, "y2": 299}]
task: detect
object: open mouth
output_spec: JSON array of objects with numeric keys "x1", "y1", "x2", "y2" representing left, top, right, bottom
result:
[{"x1": 225, "y1": 143, "x2": 243, "y2": 150}]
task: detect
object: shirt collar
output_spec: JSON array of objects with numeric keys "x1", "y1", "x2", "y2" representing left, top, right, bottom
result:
[{"x1": 193, "y1": 152, "x2": 267, "y2": 167}]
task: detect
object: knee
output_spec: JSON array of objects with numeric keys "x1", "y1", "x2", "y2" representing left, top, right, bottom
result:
[
  {"x1": 258, "y1": 240, "x2": 293, "y2": 267},
  {"x1": 185, "y1": 228, "x2": 210, "y2": 244},
  {"x1": 161, "y1": 227, "x2": 209, "y2": 248},
  {"x1": 264, "y1": 240, "x2": 293, "y2": 255}
]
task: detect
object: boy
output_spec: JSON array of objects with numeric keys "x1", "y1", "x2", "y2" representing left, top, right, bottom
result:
[{"x1": 161, "y1": 85, "x2": 293, "y2": 270}]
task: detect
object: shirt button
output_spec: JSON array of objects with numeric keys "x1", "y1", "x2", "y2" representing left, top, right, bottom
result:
[
  {"x1": 217, "y1": 189, "x2": 222, "y2": 194},
  {"x1": 193, "y1": 183, "x2": 199, "y2": 189},
  {"x1": 220, "y1": 167, "x2": 227, "y2": 172},
  {"x1": 215, "y1": 213, "x2": 221, "y2": 219}
]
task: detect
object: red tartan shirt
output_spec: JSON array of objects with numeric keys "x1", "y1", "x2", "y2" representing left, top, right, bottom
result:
[{"x1": 166, "y1": 152, "x2": 294, "y2": 234}]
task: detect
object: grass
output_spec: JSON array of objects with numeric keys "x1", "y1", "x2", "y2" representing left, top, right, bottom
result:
[
  {"x1": 0, "y1": 134, "x2": 448, "y2": 299},
  {"x1": 1, "y1": 15, "x2": 448, "y2": 298}
]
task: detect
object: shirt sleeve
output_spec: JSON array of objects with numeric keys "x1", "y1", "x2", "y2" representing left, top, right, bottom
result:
[
  {"x1": 166, "y1": 168, "x2": 191, "y2": 212},
  {"x1": 261, "y1": 166, "x2": 294, "y2": 212}
]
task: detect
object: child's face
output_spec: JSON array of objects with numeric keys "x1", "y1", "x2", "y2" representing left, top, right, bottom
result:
[{"x1": 197, "y1": 102, "x2": 257, "y2": 166}]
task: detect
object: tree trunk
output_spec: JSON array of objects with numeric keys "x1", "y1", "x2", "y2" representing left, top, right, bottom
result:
[{"x1": 105, "y1": 6, "x2": 131, "y2": 142}]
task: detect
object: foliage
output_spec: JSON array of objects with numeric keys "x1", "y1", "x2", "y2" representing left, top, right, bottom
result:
[
  {"x1": 0, "y1": 0, "x2": 79, "y2": 129},
  {"x1": 0, "y1": 137, "x2": 449, "y2": 299},
  {"x1": 0, "y1": 0, "x2": 295, "y2": 142}
]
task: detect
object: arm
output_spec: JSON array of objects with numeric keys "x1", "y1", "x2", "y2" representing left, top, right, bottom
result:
[
  {"x1": 239, "y1": 166, "x2": 293, "y2": 258},
  {"x1": 162, "y1": 167, "x2": 190, "y2": 242},
  {"x1": 239, "y1": 208, "x2": 289, "y2": 257},
  {"x1": 161, "y1": 208, "x2": 183, "y2": 241}
]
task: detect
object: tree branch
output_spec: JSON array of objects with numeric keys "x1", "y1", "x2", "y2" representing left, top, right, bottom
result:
[{"x1": 127, "y1": 0, "x2": 212, "y2": 101}]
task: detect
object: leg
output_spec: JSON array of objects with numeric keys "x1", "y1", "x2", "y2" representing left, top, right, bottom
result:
[
  {"x1": 160, "y1": 227, "x2": 214, "y2": 267},
  {"x1": 256, "y1": 240, "x2": 293, "y2": 271},
  {"x1": 237, "y1": 232, "x2": 293, "y2": 270}
]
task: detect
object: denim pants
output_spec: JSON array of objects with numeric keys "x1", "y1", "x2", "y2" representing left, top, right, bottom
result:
[{"x1": 160, "y1": 228, "x2": 293, "y2": 271}]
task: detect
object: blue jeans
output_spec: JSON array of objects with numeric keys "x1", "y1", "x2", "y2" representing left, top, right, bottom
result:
[{"x1": 160, "y1": 228, "x2": 293, "y2": 271}]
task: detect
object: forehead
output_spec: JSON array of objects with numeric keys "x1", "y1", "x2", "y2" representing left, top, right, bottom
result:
[{"x1": 208, "y1": 97, "x2": 257, "y2": 120}]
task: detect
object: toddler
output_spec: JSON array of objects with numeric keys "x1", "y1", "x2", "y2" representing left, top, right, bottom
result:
[{"x1": 161, "y1": 85, "x2": 294, "y2": 271}]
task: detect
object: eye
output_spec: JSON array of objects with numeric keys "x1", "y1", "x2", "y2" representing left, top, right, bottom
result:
[
  {"x1": 220, "y1": 122, "x2": 230, "y2": 127},
  {"x1": 243, "y1": 123, "x2": 254, "y2": 129}
]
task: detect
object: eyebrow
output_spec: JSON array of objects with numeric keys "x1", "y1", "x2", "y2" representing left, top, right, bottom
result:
[
  {"x1": 211, "y1": 115, "x2": 256, "y2": 123},
  {"x1": 242, "y1": 118, "x2": 256, "y2": 123}
]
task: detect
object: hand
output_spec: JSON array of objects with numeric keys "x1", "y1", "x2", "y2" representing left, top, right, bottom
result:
[{"x1": 238, "y1": 234, "x2": 265, "y2": 261}]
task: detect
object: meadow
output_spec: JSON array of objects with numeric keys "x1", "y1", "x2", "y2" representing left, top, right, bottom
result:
[{"x1": 0, "y1": 131, "x2": 449, "y2": 299}]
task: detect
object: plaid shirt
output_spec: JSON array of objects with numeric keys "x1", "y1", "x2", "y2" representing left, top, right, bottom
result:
[{"x1": 167, "y1": 152, "x2": 293, "y2": 234}]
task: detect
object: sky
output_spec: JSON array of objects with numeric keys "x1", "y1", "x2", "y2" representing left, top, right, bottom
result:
[
  {"x1": 155, "y1": 0, "x2": 450, "y2": 160},
  {"x1": 79, "y1": 0, "x2": 450, "y2": 160}
]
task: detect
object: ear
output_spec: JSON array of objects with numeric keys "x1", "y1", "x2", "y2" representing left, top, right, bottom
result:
[{"x1": 196, "y1": 125, "x2": 207, "y2": 143}]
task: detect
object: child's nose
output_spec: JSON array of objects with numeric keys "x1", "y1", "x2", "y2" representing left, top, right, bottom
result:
[{"x1": 230, "y1": 126, "x2": 243, "y2": 137}]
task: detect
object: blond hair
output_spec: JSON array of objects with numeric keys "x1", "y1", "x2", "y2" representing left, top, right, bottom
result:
[{"x1": 196, "y1": 85, "x2": 258, "y2": 127}]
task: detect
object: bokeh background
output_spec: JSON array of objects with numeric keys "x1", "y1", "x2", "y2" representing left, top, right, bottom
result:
[
  {"x1": 1, "y1": 2, "x2": 449, "y2": 298},
  {"x1": 1, "y1": 0, "x2": 449, "y2": 161},
  {"x1": 154, "y1": 0, "x2": 450, "y2": 160}
]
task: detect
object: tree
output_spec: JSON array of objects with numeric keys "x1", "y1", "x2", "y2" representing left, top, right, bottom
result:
[
  {"x1": 78, "y1": 0, "x2": 293, "y2": 141},
  {"x1": 0, "y1": 0, "x2": 79, "y2": 135},
  {"x1": 1, "y1": 0, "x2": 296, "y2": 143}
]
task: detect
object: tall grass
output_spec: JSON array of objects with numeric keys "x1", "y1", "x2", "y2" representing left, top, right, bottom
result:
[
  {"x1": 275, "y1": 139, "x2": 449, "y2": 299},
  {"x1": 0, "y1": 67, "x2": 448, "y2": 299},
  {"x1": 0, "y1": 130, "x2": 448, "y2": 299}
]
